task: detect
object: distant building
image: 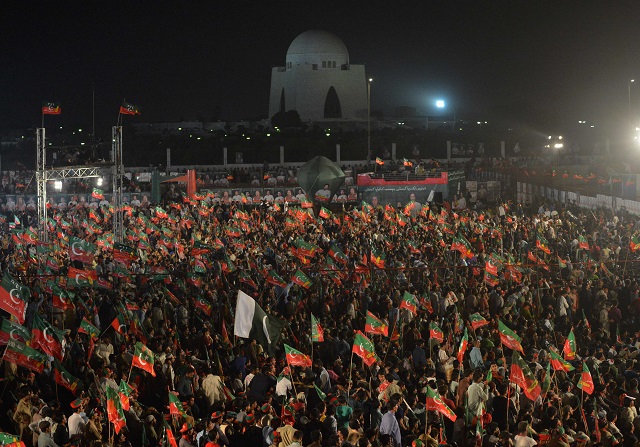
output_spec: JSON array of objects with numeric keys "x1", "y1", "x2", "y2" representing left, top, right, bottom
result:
[{"x1": 268, "y1": 30, "x2": 367, "y2": 122}]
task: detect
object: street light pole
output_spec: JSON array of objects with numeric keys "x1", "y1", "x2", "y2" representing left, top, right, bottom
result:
[
  {"x1": 629, "y1": 79, "x2": 635, "y2": 121},
  {"x1": 367, "y1": 78, "x2": 372, "y2": 159}
]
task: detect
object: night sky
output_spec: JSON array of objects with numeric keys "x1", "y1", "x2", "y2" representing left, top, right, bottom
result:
[{"x1": 2, "y1": 1, "x2": 640, "y2": 137}]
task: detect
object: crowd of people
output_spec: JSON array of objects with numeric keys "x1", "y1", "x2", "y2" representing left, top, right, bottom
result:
[{"x1": 0, "y1": 185, "x2": 639, "y2": 447}]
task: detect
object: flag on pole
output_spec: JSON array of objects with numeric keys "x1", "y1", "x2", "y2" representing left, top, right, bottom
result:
[
  {"x1": 376, "y1": 157, "x2": 384, "y2": 165},
  {"x1": 510, "y1": 351, "x2": 541, "y2": 401},
  {"x1": 577, "y1": 362, "x2": 594, "y2": 395},
  {"x1": 291, "y1": 270, "x2": 312, "y2": 289},
  {"x1": 469, "y1": 313, "x2": 489, "y2": 330},
  {"x1": 284, "y1": 344, "x2": 312, "y2": 367},
  {"x1": 0, "y1": 318, "x2": 29, "y2": 346},
  {"x1": 119, "y1": 101, "x2": 141, "y2": 115},
  {"x1": 563, "y1": 328, "x2": 577, "y2": 360},
  {"x1": 92, "y1": 188, "x2": 104, "y2": 200},
  {"x1": 266, "y1": 270, "x2": 288, "y2": 288},
  {"x1": 4, "y1": 339, "x2": 47, "y2": 373},
  {"x1": 0, "y1": 273, "x2": 28, "y2": 324},
  {"x1": 365, "y1": 311, "x2": 389, "y2": 337},
  {"x1": 631, "y1": 234, "x2": 640, "y2": 252},
  {"x1": 131, "y1": 342, "x2": 156, "y2": 376},
  {"x1": 425, "y1": 385, "x2": 457, "y2": 422},
  {"x1": 69, "y1": 236, "x2": 96, "y2": 264},
  {"x1": 352, "y1": 330, "x2": 377, "y2": 366},
  {"x1": 542, "y1": 362, "x2": 552, "y2": 395},
  {"x1": 399, "y1": 291, "x2": 418, "y2": 314},
  {"x1": 457, "y1": 328, "x2": 469, "y2": 364},
  {"x1": 429, "y1": 321, "x2": 444, "y2": 343},
  {"x1": 119, "y1": 380, "x2": 133, "y2": 412},
  {"x1": 549, "y1": 348, "x2": 575, "y2": 372},
  {"x1": 498, "y1": 320, "x2": 524, "y2": 353},
  {"x1": 31, "y1": 313, "x2": 65, "y2": 360},
  {"x1": 106, "y1": 387, "x2": 127, "y2": 434},
  {"x1": 311, "y1": 313, "x2": 324, "y2": 342},
  {"x1": 42, "y1": 102, "x2": 62, "y2": 115},
  {"x1": 370, "y1": 247, "x2": 386, "y2": 268},
  {"x1": 578, "y1": 235, "x2": 589, "y2": 250},
  {"x1": 234, "y1": 290, "x2": 285, "y2": 356},
  {"x1": 168, "y1": 392, "x2": 185, "y2": 417},
  {"x1": 53, "y1": 360, "x2": 81, "y2": 395}
]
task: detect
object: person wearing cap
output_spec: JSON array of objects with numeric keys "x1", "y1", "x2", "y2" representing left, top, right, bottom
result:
[
  {"x1": 179, "y1": 423, "x2": 196, "y2": 447},
  {"x1": 206, "y1": 411, "x2": 230, "y2": 447},
  {"x1": 67, "y1": 401, "x2": 87, "y2": 442}
]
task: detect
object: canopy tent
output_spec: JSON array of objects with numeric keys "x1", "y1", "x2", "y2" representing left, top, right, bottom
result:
[{"x1": 297, "y1": 156, "x2": 346, "y2": 204}]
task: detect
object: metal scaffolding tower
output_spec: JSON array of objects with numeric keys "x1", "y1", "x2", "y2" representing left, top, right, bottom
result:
[
  {"x1": 112, "y1": 126, "x2": 124, "y2": 243},
  {"x1": 36, "y1": 126, "x2": 124, "y2": 243}
]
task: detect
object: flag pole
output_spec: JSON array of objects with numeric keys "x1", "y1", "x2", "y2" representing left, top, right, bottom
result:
[{"x1": 347, "y1": 350, "x2": 355, "y2": 395}]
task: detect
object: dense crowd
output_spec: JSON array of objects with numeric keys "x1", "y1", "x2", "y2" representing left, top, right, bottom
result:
[{"x1": 0, "y1": 187, "x2": 639, "y2": 447}]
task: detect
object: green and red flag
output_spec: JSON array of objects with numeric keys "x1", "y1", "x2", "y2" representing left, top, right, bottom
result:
[
  {"x1": 536, "y1": 235, "x2": 551, "y2": 254},
  {"x1": 168, "y1": 392, "x2": 185, "y2": 417},
  {"x1": 4, "y1": 339, "x2": 47, "y2": 373},
  {"x1": 301, "y1": 198, "x2": 313, "y2": 209},
  {"x1": 284, "y1": 344, "x2": 312, "y2": 367},
  {"x1": 399, "y1": 291, "x2": 418, "y2": 314},
  {"x1": 557, "y1": 256, "x2": 568, "y2": 269},
  {"x1": 67, "y1": 267, "x2": 98, "y2": 288},
  {"x1": 319, "y1": 207, "x2": 331, "y2": 219},
  {"x1": 549, "y1": 348, "x2": 575, "y2": 372},
  {"x1": 631, "y1": 234, "x2": 640, "y2": 252},
  {"x1": 484, "y1": 271, "x2": 499, "y2": 287},
  {"x1": 429, "y1": 321, "x2": 444, "y2": 343},
  {"x1": 352, "y1": 330, "x2": 377, "y2": 366},
  {"x1": 0, "y1": 432, "x2": 24, "y2": 447},
  {"x1": 53, "y1": 360, "x2": 80, "y2": 395},
  {"x1": 266, "y1": 270, "x2": 288, "y2": 288},
  {"x1": 311, "y1": 313, "x2": 324, "y2": 342},
  {"x1": 91, "y1": 188, "x2": 104, "y2": 200},
  {"x1": 165, "y1": 425, "x2": 178, "y2": 447},
  {"x1": 111, "y1": 312, "x2": 127, "y2": 335},
  {"x1": 510, "y1": 351, "x2": 541, "y2": 401},
  {"x1": 485, "y1": 260, "x2": 498, "y2": 276},
  {"x1": 365, "y1": 311, "x2": 389, "y2": 337},
  {"x1": 119, "y1": 101, "x2": 141, "y2": 116},
  {"x1": 113, "y1": 243, "x2": 137, "y2": 265},
  {"x1": 563, "y1": 328, "x2": 577, "y2": 360},
  {"x1": 106, "y1": 386, "x2": 127, "y2": 434},
  {"x1": 291, "y1": 270, "x2": 312, "y2": 289},
  {"x1": 51, "y1": 286, "x2": 74, "y2": 311},
  {"x1": 314, "y1": 384, "x2": 327, "y2": 402},
  {"x1": 42, "y1": 101, "x2": 62, "y2": 115},
  {"x1": 118, "y1": 380, "x2": 133, "y2": 412},
  {"x1": 469, "y1": 313, "x2": 489, "y2": 331},
  {"x1": 578, "y1": 235, "x2": 589, "y2": 250},
  {"x1": 457, "y1": 328, "x2": 469, "y2": 364},
  {"x1": 0, "y1": 273, "x2": 28, "y2": 324},
  {"x1": 425, "y1": 385, "x2": 457, "y2": 422},
  {"x1": 370, "y1": 247, "x2": 385, "y2": 268},
  {"x1": 155, "y1": 206, "x2": 168, "y2": 219},
  {"x1": 498, "y1": 320, "x2": 524, "y2": 353},
  {"x1": 194, "y1": 296, "x2": 212, "y2": 316},
  {"x1": 328, "y1": 244, "x2": 348, "y2": 264},
  {"x1": 132, "y1": 342, "x2": 155, "y2": 376},
  {"x1": 376, "y1": 157, "x2": 384, "y2": 166},
  {"x1": 0, "y1": 318, "x2": 31, "y2": 345},
  {"x1": 239, "y1": 271, "x2": 257, "y2": 289},
  {"x1": 295, "y1": 238, "x2": 319, "y2": 258},
  {"x1": 31, "y1": 313, "x2": 65, "y2": 360},
  {"x1": 577, "y1": 362, "x2": 594, "y2": 395},
  {"x1": 191, "y1": 241, "x2": 213, "y2": 256},
  {"x1": 451, "y1": 235, "x2": 474, "y2": 258}
]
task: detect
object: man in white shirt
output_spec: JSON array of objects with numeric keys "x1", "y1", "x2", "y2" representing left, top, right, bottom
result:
[
  {"x1": 68, "y1": 403, "x2": 88, "y2": 440},
  {"x1": 264, "y1": 190, "x2": 274, "y2": 203},
  {"x1": 275, "y1": 367, "x2": 292, "y2": 397},
  {"x1": 466, "y1": 370, "x2": 488, "y2": 416}
]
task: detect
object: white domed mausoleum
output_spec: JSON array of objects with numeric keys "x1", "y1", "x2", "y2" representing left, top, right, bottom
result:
[{"x1": 269, "y1": 30, "x2": 368, "y2": 122}]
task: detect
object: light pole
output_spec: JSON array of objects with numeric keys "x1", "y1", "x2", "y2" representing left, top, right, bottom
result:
[
  {"x1": 629, "y1": 79, "x2": 635, "y2": 121},
  {"x1": 367, "y1": 78, "x2": 372, "y2": 159}
]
